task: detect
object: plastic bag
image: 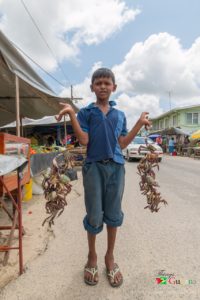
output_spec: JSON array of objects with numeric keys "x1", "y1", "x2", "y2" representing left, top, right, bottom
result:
[{"x1": 65, "y1": 168, "x2": 78, "y2": 181}]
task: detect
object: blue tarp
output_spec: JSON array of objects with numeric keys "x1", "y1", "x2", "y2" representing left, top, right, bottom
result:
[{"x1": 148, "y1": 134, "x2": 161, "y2": 138}]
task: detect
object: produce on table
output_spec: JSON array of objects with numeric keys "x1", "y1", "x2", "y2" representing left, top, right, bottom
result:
[
  {"x1": 137, "y1": 143, "x2": 168, "y2": 212},
  {"x1": 30, "y1": 145, "x2": 66, "y2": 154}
]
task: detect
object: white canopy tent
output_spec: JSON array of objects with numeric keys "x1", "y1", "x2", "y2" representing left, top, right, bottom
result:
[
  {"x1": 0, "y1": 30, "x2": 78, "y2": 135},
  {"x1": 0, "y1": 115, "x2": 70, "y2": 129}
]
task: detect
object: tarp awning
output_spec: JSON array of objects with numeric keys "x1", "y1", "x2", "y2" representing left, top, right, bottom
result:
[
  {"x1": 0, "y1": 115, "x2": 70, "y2": 129},
  {"x1": 0, "y1": 30, "x2": 78, "y2": 127},
  {"x1": 149, "y1": 127, "x2": 190, "y2": 136}
]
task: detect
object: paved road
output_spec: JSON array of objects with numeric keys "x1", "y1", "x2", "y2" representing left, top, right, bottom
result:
[{"x1": 1, "y1": 156, "x2": 200, "y2": 300}]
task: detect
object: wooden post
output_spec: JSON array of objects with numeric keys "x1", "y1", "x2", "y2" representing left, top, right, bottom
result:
[
  {"x1": 17, "y1": 166, "x2": 23, "y2": 274},
  {"x1": 20, "y1": 117, "x2": 23, "y2": 137},
  {"x1": 15, "y1": 75, "x2": 20, "y2": 137},
  {"x1": 64, "y1": 115, "x2": 67, "y2": 144}
]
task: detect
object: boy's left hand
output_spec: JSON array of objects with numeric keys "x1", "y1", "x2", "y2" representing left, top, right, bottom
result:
[
  {"x1": 55, "y1": 102, "x2": 75, "y2": 122},
  {"x1": 139, "y1": 112, "x2": 151, "y2": 128}
]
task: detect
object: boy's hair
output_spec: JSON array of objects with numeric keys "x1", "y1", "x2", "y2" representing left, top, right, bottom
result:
[{"x1": 91, "y1": 68, "x2": 115, "y2": 84}]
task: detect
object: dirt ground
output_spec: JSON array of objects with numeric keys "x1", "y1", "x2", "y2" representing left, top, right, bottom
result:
[
  {"x1": 0, "y1": 158, "x2": 200, "y2": 299},
  {"x1": 0, "y1": 176, "x2": 80, "y2": 289}
]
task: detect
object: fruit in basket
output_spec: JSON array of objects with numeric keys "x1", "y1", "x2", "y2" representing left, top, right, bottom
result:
[{"x1": 30, "y1": 148, "x2": 36, "y2": 155}]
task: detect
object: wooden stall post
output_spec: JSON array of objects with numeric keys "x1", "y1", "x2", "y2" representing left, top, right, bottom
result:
[
  {"x1": 64, "y1": 115, "x2": 67, "y2": 139},
  {"x1": 15, "y1": 75, "x2": 20, "y2": 137}
]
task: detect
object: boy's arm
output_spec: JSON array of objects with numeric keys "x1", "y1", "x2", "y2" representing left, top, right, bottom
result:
[
  {"x1": 55, "y1": 103, "x2": 89, "y2": 146},
  {"x1": 118, "y1": 112, "x2": 150, "y2": 149}
]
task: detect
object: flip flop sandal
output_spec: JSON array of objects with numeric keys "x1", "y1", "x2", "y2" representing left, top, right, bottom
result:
[
  {"x1": 84, "y1": 265, "x2": 99, "y2": 286},
  {"x1": 107, "y1": 263, "x2": 123, "y2": 287}
]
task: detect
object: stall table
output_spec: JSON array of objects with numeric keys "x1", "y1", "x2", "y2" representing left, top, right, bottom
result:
[{"x1": 0, "y1": 133, "x2": 30, "y2": 194}]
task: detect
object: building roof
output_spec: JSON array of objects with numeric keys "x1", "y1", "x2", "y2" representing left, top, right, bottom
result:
[{"x1": 150, "y1": 104, "x2": 200, "y2": 121}]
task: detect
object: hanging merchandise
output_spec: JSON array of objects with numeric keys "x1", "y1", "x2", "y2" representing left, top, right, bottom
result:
[
  {"x1": 137, "y1": 126, "x2": 168, "y2": 212},
  {"x1": 42, "y1": 151, "x2": 78, "y2": 227}
]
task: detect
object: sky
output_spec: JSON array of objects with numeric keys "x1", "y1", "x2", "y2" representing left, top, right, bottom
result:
[{"x1": 0, "y1": 0, "x2": 200, "y2": 127}]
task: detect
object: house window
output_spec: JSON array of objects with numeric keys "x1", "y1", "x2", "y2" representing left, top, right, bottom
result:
[
  {"x1": 159, "y1": 120, "x2": 164, "y2": 129},
  {"x1": 173, "y1": 115, "x2": 177, "y2": 126},
  {"x1": 186, "y1": 113, "x2": 199, "y2": 124},
  {"x1": 193, "y1": 113, "x2": 198, "y2": 124}
]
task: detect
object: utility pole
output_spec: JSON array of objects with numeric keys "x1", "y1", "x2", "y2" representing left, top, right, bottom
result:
[
  {"x1": 168, "y1": 91, "x2": 172, "y2": 111},
  {"x1": 70, "y1": 85, "x2": 83, "y2": 103}
]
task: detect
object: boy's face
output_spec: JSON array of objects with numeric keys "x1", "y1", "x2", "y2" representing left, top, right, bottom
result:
[{"x1": 90, "y1": 76, "x2": 117, "y2": 101}]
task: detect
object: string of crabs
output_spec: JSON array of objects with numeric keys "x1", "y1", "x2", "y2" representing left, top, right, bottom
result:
[
  {"x1": 137, "y1": 139, "x2": 168, "y2": 212},
  {"x1": 42, "y1": 152, "x2": 74, "y2": 227}
]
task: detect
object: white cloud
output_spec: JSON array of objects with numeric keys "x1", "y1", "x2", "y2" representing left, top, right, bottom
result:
[
  {"x1": 113, "y1": 32, "x2": 200, "y2": 106},
  {"x1": 0, "y1": 0, "x2": 140, "y2": 71},
  {"x1": 60, "y1": 62, "x2": 163, "y2": 128},
  {"x1": 60, "y1": 61, "x2": 102, "y2": 106},
  {"x1": 115, "y1": 93, "x2": 163, "y2": 129},
  {"x1": 61, "y1": 32, "x2": 200, "y2": 126}
]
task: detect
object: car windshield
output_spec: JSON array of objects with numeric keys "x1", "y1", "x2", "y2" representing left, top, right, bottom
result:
[{"x1": 131, "y1": 137, "x2": 154, "y2": 145}]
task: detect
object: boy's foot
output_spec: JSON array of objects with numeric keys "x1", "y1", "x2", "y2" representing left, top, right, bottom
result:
[
  {"x1": 84, "y1": 253, "x2": 99, "y2": 285},
  {"x1": 105, "y1": 254, "x2": 123, "y2": 287}
]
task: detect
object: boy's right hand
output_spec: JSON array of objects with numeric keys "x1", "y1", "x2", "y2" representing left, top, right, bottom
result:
[
  {"x1": 139, "y1": 112, "x2": 151, "y2": 128},
  {"x1": 55, "y1": 102, "x2": 75, "y2": 122}
]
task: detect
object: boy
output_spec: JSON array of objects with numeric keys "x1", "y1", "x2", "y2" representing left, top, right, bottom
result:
[{"x1": 56, "y1": 68, "x2": 150, "y2": 287}]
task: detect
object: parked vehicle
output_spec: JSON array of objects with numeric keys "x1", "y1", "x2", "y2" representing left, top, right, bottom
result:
[{"x1": 122, "y1": 136, "x2": 163, "y2": 162}]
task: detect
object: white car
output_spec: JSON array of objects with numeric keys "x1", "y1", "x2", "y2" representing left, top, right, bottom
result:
[{"x1": 122, "y1": 136, "x2": 163, "y2": 162}]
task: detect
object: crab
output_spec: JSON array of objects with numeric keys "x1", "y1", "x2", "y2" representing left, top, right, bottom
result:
[
  {"x1": 42, "y1": 151, "x2": 74, "y2": 227},
  {"x1": 137, "y1": 136, "x2": 168, "y2": 213}
]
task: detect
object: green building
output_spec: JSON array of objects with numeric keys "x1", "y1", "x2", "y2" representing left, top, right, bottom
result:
[{"x1": 150, "y1": 104, "x2": 200, "y2": 134}]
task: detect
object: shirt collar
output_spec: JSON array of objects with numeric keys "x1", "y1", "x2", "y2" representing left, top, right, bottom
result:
[{"x1": 86, "y1": 100, "x2": 116, "y2": 110}]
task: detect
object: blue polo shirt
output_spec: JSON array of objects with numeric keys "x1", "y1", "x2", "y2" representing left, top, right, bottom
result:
[{"x1": 77, "y1": 101, "x2": 127, "y2": 164}]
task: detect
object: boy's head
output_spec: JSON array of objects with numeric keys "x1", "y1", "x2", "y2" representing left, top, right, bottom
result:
[
  {"x1": 91, "y1": 68, "x2": 115, "y2": 85},
  {"x1": 90, "y1": 68, "x2": 117, "y2": 100}
]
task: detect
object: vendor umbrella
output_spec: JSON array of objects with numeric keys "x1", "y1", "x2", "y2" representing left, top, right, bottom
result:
[
  {"x1": 148, "y1": 134, "x2": 161, "y2": 138},
  {"x1": 190, "y1": 129, "x2": 200, "y2": 140}
]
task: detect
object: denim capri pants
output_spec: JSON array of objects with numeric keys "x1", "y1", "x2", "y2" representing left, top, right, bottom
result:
[
  {"x1": 82, "y1": 160, "x2": 125, "y2": 235},
  {"x1": 169, "y1": 145, "x2": 174, "y2": 153}
]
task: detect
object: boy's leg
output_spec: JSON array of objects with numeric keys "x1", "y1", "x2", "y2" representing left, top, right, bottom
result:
[
  {"x1": 102, "y1": 162, "x2": 125, "y2": 285},
  {"x1": 84, "y1": 232, "x2": 99, "y2": 283},
  {"x1": 105, "y1": 226, "x2": 123, "y2": 284},
  {"x1": 82, "y1": 162, "x2": 105, "y2": 284}
]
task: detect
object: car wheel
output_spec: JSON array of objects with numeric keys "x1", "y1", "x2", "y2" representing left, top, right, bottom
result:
[{"x1": 127, "y1": 151, "x2": 132, "y2": 162}]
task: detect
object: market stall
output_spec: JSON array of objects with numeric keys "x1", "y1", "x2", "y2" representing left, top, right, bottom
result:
[
  {"x1": 0, "y1": 155, "x2": 28, "y2": 274},
  {"x1": 0, "y1": 31, "x2": 79, "y2": 274},
  {"x1": 149, "y1": 127, "x2": 190, "y2": 154},
  {"x1": 0, "y1": 30, "x2": 78, "y2": 132},
  {"x1": 0, "y1": 133, "x2": 31, "y2": 192}
]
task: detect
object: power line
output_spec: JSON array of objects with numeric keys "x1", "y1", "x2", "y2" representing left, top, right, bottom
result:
[
  {"x1": 12, "y1": 41, "x2": 68, "y2": 89},
  {"x1": 20, "y1": 0, "x2": 72, "y2": 88},
  {"x1": 20, "y1": 0, "x2": 83, "y2": 102},
  {"x1": 13, "y1": 41, "x2": 84, "y2": 105}
]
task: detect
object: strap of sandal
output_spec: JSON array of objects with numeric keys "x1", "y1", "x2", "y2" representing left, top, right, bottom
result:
[
  {"x1": 85, "y1": 266, "x2": 98, "y2": 279},
  {"x1": 107, "y1": 264, "x2": 120, "y2": 280}
]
